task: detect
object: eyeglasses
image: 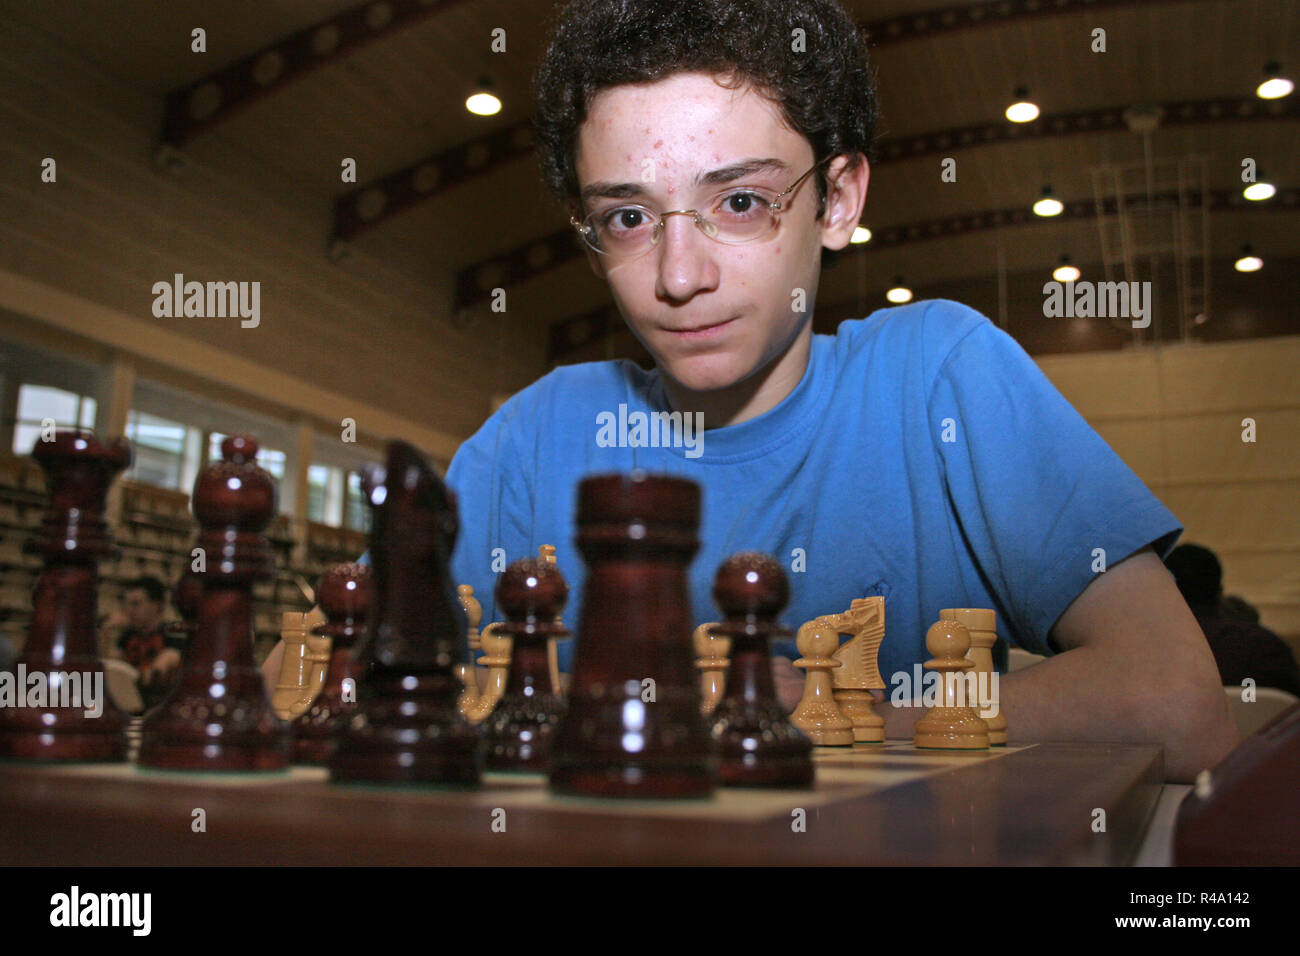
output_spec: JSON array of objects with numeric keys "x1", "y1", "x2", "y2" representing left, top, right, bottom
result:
[{"x1": 571, "y1": 155, "x2": 834, "y2": 260}]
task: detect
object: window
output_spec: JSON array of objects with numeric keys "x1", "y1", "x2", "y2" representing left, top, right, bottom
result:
[
  {"x1": 124, "y1": 411, "x2": 189, "y2": 490},
  {"x1": 12, "y1": 384, "x2": 97, "y2": 455},
  {"x1": 307, "y1": 464, "x2": 344, "y2": 525},
  {"x1": 345, "y1": 471, "x2": 371, "y2": 533}
]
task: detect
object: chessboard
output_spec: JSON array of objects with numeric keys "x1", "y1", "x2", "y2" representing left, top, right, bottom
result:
[{"x1": 0, "y1": 738, "x2": 1163, "y2": 866}]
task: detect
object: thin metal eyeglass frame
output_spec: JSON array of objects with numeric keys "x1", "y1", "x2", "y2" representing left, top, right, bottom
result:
[{"x1": 570, "y1": 154, "x2": 835, "y2": 257}]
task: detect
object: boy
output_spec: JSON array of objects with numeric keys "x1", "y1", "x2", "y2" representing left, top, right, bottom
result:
[{"x1": 272, "y1": 0, "x2": 1237, "y2": 781}]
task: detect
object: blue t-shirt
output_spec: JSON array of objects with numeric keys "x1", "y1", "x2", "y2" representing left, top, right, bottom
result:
[{"x1": 442, "y1": 299, "x2": 1181, "y2": 679}]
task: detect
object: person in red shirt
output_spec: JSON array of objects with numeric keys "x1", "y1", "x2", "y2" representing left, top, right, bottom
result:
[{"x1": 100, "y1": 576, "x2": 184, "y2": 709}]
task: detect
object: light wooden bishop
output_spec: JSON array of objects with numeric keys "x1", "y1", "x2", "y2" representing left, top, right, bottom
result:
[
  {"x1": 456, "y1": 584, "x2": 482, "y2": 716},
  {"x1": 791, "y1": 615, "x2": 855, "y2": 745},
  {"x1": 941, "y1": 607, "x2": 1007, "y2": 745},
  {"x1": 465, "y1": 622, "x2": 511, "y2": 724},
  {"x1": 832, "y1": 597, "x2": 886, "y2": 743},
  {"x1": 538, "y1": 545, "x2": 565, "y2": 693},
  {"x1": 693, "y1": 621, "x2": 727, "y2": 716},
  {"x1": 913, "y1": 618, "x2": 990, "y2": 750},
  {"x1": 272, "y1": 607, "x2": 327, "y2": 720}
]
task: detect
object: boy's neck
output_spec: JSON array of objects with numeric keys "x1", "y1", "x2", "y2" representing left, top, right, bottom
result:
[{"x1": 660, "y1": 325, "x2": 813, "y2": 429}]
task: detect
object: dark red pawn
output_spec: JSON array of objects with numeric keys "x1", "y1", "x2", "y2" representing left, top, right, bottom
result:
[
  {"x1": 709, "y1": 552, "x2": 813, "y2": 788},
  {"x1": 293, "y1": 562, "x2": 372, "y2": 765},
  {"x1": 483, "y1": 558, "x2": 568, "y2": 772}
]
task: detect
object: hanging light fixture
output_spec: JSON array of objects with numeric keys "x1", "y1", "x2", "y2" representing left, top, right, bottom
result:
[
  {"x1": 1033, "y1": 185, "x2": 1063, "y2": 217},
  {"x1": 1053, "y1": 255, "x2": 1081, "y2": 283},
  {"x1": 1005, "y1": 87, "x2": 1039, "y2": 123},
  {"x1": 886, "y1": 277, "x2": 913, "y2": 304},
  {"x1": 1256, "y1": 62, "x2": 1294, "y2": 100},
  {"x1": 1234, "y1": 245, "x2": 1262, "y2": 272},
  {"x1": 851, "y1": 225, "x2": 872, "y2": 244},
  {"x1": 1243, "y1": 174, "x2": 1276, "y2": 202},
  {"x1": 466, "y1": 76, "x2": 502, "y2": 116}
]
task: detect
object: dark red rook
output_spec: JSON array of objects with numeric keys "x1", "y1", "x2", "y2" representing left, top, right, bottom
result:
[
  {"x1": 709, "y1": 552, "x2": 813, "y2": 788},
  {"x1": 329, "y1": 441, "x2": 480, "y2": 786},
  {"x1": 138, "y1": 434, "x2": 289, "y2": 771},
  {"x1": 549, "y1": 472, "x2": 716, "y2": 798},
  {"x1": 483, "y1": 558, "x2": 568, "y2": 772},
  {"x1": 0, "y1": 430, "x2": 131, "y2": 762},
  {"x1": 293, "y1": 562, "x2": 372, "y2": 765}
]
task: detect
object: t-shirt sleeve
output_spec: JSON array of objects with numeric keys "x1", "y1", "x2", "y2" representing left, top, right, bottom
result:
[{"x1": 927, "y1": 306, "x2": 1182, "y2": 655}]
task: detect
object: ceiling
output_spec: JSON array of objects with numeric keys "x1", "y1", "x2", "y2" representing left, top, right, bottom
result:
[{"x1": 7, "y1": 0, "x2": 1298, "y2": 364}]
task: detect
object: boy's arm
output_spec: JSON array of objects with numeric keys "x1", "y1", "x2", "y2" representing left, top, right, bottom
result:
[{"x1": 880, "y1": 547, "x2": 1239, "y2": 783}]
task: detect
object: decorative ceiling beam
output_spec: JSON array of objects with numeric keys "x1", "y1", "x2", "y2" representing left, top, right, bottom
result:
[
  {"x1": 546, "y1": 187, "x2": 1298, "y2": 361},
  {"x1": 456, "y1": 98, "x2": 1295, "y2": 311},
  {"x1": 162, "y1": 0, "x2": 472, "y2": 146},
  {"x1": 863, "y1": 0, "x2": 1195, "y2": 47}
]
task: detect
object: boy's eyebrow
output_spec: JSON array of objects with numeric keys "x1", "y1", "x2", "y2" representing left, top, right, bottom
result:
[{"x1": 579, "y1": 157, "x2": 792, "y2": 205}]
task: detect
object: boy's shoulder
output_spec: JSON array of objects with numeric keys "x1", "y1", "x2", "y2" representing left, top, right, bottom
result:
[{"x1": 827, "y1": 298, "x2": 997, "y2": 381}]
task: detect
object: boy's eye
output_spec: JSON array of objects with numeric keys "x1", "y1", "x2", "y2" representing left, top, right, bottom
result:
[
  {"x1": 716, "y1": 191, "x2": 770, "y2": 218},
  {"x1": 600, "y1": 207, "x2": 651, "y2": 232}
]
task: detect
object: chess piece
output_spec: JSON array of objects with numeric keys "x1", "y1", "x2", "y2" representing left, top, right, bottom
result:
[
  {"x1": 832, "y1": 597, "x2": 886, "y2": 743},
  {"x1": 293, "y1": 562, "x2": 373, "y2": 765},
  {"x1": 482, "y1": 558, "x2": 568, "y2": 772},
  {"x1": 465, "y1": 623, "x2": 510, "y2": 723},
  {"x1": 538, "y1": 544, "x2": 566, "y2": 692},
  {"x1": 709, "y1": 553, "x2": 814, "y2": 787},
  {"x1": 941, "y1": 607, "x2": 1007, "y2": 745},
  {"x1": 791, "y1": 615, "x2": 855, "y2": 746},
  {"x1": 693, "y1": 621, "x2": 727, "y2": 716},
  {"x1": 139, "y1": 434, "x2": 290, "y2": 771},
  {"x1": 455, "y1": 584, "x2": 481, "y2": 715},
  {"x1": 913, "y1": 619, "x2": 990, "y2": 750},
  {"x1": 550, "y1": 473, "x2": 716, "y2": 798},
  {"x1": 330, "y1": 441, "x2": 480, "y2": 786},
  {"x1": 273, "y1": 607, "x2": 327, "y2": 720},
  {"x1": 0, "y1": 430, "x2": 131, "y2": 762}
]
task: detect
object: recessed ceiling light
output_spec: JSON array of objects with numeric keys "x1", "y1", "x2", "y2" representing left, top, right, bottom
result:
[
  {"x1": 1006, "y1": 87, "x2": 1039, "y2": 123},
  {"x1": 1033, "y1": 186, "x2": 1063, "y2": 217},
  {"x1": 1234, "y1": 245, "x2": 1263, "y2": 272},
  {"x1": 1257, "y1": 63, "x2": 1294, "y2": 100}
]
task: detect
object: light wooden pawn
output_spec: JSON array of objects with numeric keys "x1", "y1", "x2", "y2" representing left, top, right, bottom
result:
[
  {"x1": 456, "y1": 584, "x2": 482, "y2": 716},
  {"x1": 941, "y1": 607, "x2": 1007, "y2": 745},
  {"x1": 791, "y1": 616, "x2": 855, "y2": 746},
  {"x1": 692, "y1": 621, "x2": 728, "y2": 716},
  {"x1": 465, "y1": 622, "x2": 511, "y2": 724},
  {"x1": 832, "y1": 597, "x2": 887, "y2": 743},
  {"x1": 913, "y1": 619, "x2": 990, "y2": 750}
]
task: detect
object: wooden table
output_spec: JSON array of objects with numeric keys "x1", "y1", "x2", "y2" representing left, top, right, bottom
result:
[{"x1": 0, "y1": 740, "x2": 1163, "y2": 865}]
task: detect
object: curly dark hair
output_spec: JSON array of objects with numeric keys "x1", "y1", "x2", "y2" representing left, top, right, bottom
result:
[{"x1": 533, "y1": 0, "x2": 877, "y2": 267}]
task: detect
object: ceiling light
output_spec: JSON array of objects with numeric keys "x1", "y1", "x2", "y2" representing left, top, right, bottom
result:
[
  {"x1": 886, "y1": 278, "x2": 912, "y2": 304},
  {"x1": 851, "y1": 226, "x2": 872, "y2": 244},
  {"x1": 1005, "y1": 87, "x2": 1039, "y2": 123},
  {"x1": 1053, "y1": 256, "x2": 1081, "y2": 283},
  {"x1": 1234, "y1": 246, "x2": 1262, "y2": 273},
  {"x1": 466, "y1": 77, "x2": 501, "y2": 116},
  {"x1": 1033, "y1": 185, "x2": 1063, "y2": 217},
  {"x1": 1257, "y1": 63, "x2": 1294, "y2": 100},
  {"x1": 1243, "y1": 181, "x2": 1276, "y2": 201}
]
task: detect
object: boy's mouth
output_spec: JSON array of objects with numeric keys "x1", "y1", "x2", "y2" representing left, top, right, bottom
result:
[{"x1": 663, "y1": 315, "x2": 737, "y2": 339}]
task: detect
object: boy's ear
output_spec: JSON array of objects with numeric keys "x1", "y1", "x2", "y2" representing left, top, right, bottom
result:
[{"x1": 820, "y1": 155, "x2": 870, "y2": 253}]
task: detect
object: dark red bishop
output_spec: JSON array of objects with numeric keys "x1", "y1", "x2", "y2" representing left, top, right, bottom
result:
[{"x1": 138, "y1": 434, "x2": 289, "y2": 771}]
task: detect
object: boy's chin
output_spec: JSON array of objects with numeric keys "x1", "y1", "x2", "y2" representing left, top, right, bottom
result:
[{"x1": 657, "y1": 354, "x2": 753, "y2": 394}]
